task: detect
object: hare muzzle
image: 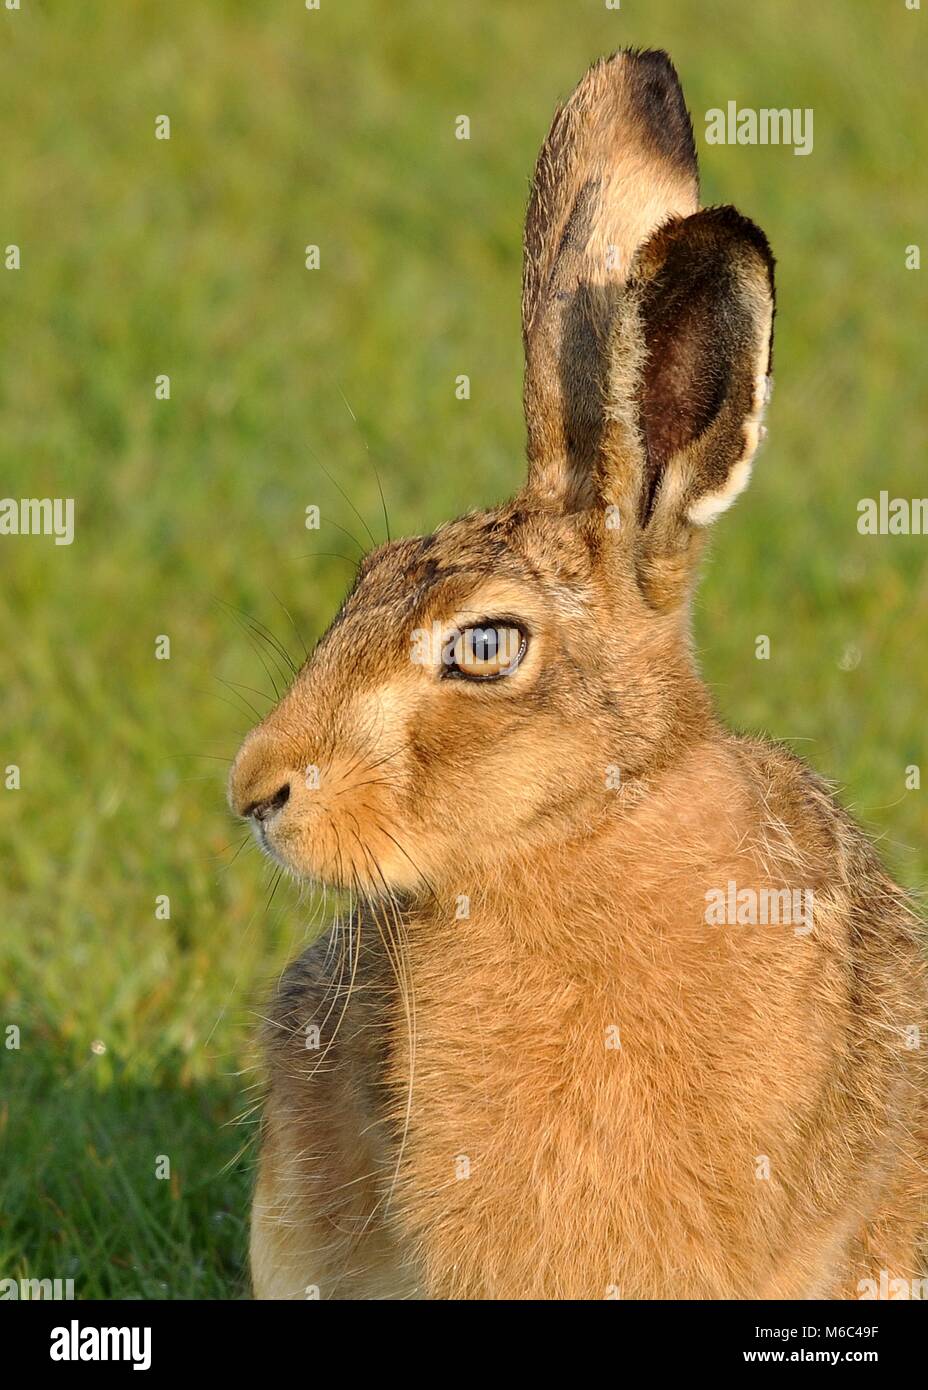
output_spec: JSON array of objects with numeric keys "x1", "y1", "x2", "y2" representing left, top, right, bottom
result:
[{"x1": 228, "y1": 666, "x2": 431, "y2": 892}]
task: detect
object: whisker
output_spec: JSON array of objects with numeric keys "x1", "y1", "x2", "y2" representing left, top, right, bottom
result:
[
  {"x1": 218, "y1": 675, "x2": 277, "y2": 706},
  {"x1": 310, "y1": 448, "x2": 377, "y2": 549},
  {"x1": 291, "y1": 549, "x2": 362, "y2": 570},
  {"x1": 337, "y1": 386, "x2": 391, "y2": 543},
  {"x1": 215, "y1": 838, "x2": 259, "y2": 878},
  {"x1": 331, "y1": 775, "x2": 400, "y2": 799},
  {"x1": 173, "y1": 752, "x2": 234, "y2": 763},
  {"x1": 270, "y1": 589, "x2": 309, "y2": 662},
  {"x1": 212, "y1": 677, "x2": 264, "y2": 723},
  {"x1": 374, "y1": 822, "x2": 440, "y2": 904},
  {"x1": 236, "y1": 614, "x2": 297, "y2": 686},
  {"x1": 320, "y1": 516, "x2": 368, "y2": 557},
  {"x1": 191, "y1": 685, "x2": 253, "y2": 728},
  {"x1": 215, "y1": 598, "x2": 296, "y2": 690},
  {"x1": 224, "y1": 610, "x2": 282, "y2": 699},
  {"x1": 228, "y1": 603, "x2": 299, "y2": 678},
  {"x1": 350, "y1": 835, "x2": 416, "y2": 1225},
  {"x1": 265, "y1": 865, "x2": 284, "y2": 913}
]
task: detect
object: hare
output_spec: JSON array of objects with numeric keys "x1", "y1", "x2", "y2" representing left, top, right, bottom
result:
[{"x1": 229, "y1": 49, "x2": 927, "y2": 1300}]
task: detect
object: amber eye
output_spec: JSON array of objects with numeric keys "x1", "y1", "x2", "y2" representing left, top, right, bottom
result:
[{"x1": 446, "y1": 623, "x2": 527, "y2": 681}]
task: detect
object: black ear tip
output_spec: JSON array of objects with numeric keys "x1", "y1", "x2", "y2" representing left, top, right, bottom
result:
[
  {"x1": 609, "y1": 46, "x2": 678, "y2": 77},
  {"x1": 605, "y1": 47, "x2": 697, "y2": 178},
  {"x1": 701, "y1": 204, "x2": 777, "y2": 281},
  {"x1": 652, "y1": 205, "x2": 776, "y2": 286},
  {"x1": 600, "y1": 47, "x2": 686, "y2": 102}
]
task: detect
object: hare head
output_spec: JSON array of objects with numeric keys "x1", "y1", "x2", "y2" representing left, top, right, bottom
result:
[{"x1": 229, "y1": 49, "x2": 775, "y2": 895}]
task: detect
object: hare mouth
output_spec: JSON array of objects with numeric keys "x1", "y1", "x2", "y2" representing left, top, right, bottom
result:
[
  {"x1": 249, "y1": 817, "x2": 289, "y2": 872},
  {"x1": 246, "y1": 802, "x2": 424, "y2": 897},
  {"x1": 253, "y1": 820, "x2": 275, "y2": 855}
]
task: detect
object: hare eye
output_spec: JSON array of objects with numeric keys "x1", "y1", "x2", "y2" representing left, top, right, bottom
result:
[{"x1": 446, "y1": 623, "x2": 526, "y2": 681}]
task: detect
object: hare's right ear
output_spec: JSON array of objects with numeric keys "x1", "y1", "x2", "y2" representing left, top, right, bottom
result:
[
  {"x1": 598, "y1": 206, "x2": 775, "y2": 608},
  {"x1": 522, "y1": 52, "x2": 775, "y2": 611},
  {"x1": 522, "y1": 49, "x2": 699, "y2": 507}
]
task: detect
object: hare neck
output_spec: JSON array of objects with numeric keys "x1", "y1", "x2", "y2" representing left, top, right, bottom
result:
[{"x1": 411, "y1": 730, "x2": 746, "y2": 960}]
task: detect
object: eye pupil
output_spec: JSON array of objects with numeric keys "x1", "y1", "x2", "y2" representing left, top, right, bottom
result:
[{"x1": 471, "y1": 628, "x2": 498, "y2": 661}]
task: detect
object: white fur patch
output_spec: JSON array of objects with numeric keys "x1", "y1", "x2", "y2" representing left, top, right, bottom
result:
[
  {"x1": 687, "y1": 455, "x2": 755, "y2": 526},
  {"x1": 686, "y1": 359, "x2": 773, "y2": 527}
]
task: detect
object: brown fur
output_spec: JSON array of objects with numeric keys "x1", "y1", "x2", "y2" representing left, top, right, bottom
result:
[{"x1": 230, "y1": 50, "x2": 927, "y2": 1300}]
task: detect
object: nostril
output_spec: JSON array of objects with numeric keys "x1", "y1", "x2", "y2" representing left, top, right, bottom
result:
[{"x1": 246, "y1": 783, "x2": 291, "y2": 824}]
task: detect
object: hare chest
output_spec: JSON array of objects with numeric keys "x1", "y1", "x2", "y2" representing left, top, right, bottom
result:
[{"x1": 385, "y1": 898, "x2": 805, "y2": 1300}]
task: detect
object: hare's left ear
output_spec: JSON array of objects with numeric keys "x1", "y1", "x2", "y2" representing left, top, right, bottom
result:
[{"x1": 599, "y1": 204, "x2": 775, "y2": 608}]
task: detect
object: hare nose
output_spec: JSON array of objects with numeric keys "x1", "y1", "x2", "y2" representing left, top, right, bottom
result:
[{"x1": 245, "y1": 783, "x2": 291, "y2": 823}]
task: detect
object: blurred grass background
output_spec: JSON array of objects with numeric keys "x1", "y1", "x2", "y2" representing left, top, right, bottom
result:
[{"x1": 0, "y1": 0, "x2": 924, "y2": 1298}]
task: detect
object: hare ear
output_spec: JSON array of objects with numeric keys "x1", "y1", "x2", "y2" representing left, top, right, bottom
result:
[
  {"x1": 600, "y1": 205, "x2": 776, "y2": 609},
  {"x1": 522, "y1": 49, "x2": 699, "y2": 509}
]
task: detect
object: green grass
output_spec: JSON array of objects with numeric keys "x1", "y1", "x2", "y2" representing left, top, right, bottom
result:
[{"x1": 1, "y1": 0, "x2": 925, "y2": 1298}]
